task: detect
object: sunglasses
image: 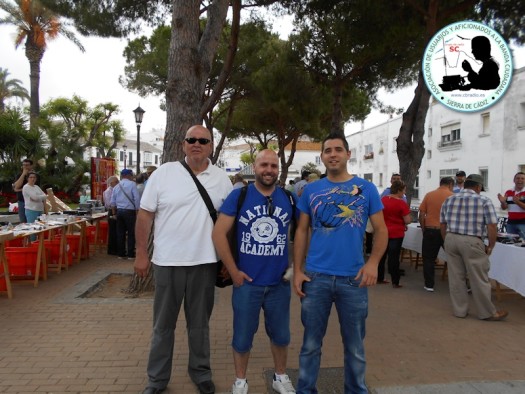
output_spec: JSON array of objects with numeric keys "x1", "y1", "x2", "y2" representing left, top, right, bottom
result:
[
  {"x1": 266, "y1": 196, "x2": 275, "y2": 217},
  {"x1": 185, "y1": 137, "x2": 211, "y2": 145}
]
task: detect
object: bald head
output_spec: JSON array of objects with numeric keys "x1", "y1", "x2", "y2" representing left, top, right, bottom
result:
[
  {"x1": 185, "y1": 125, "x2": 211, "y2": 139},
  {"x1": 254, "y1": 149, "x2": 279, "y2": 189}
]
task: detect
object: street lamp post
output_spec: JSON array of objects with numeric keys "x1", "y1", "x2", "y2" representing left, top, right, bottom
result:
[
  {"x1": 123, "y1": 143, "x2": 127, "y2": 169},
  {"x1": 133, "y1": 105, "x2": 145, "y2": 175}
]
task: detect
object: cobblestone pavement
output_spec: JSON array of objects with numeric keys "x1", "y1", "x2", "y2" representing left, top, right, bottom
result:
[{"x1": 1, "y1": 251, "x2": 524, "y2": 393}]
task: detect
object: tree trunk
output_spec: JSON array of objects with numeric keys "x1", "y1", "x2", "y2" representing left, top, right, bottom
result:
[
  {"x1": 396, "y1": 72, "x2": 430, "y2": 207},
  {"x1": 330, "y1": 70, "x2": 345, "y2": 136},
  {"x1": 163, "y1": 0, "x2": 230, "y2": 163},
  {"x1": 25, "y1": 38, "x2": 44, "y2": 131}
]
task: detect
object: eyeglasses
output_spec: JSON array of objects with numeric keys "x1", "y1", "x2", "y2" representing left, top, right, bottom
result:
[
  {"x1": 266, "y1": 196, "x2": 274, "y2": 217},
  {"x1": 185, "y1": 137, "x2": 211, "y2": 145}
]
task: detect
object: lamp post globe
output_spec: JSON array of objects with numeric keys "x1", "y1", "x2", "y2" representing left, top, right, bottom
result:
[{"x1": 133, "y1": 105, "x2": 145, "y2": 175}]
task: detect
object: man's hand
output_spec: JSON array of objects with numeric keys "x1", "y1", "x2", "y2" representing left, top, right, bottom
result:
[
  {"x1": 462, "y1": 59, "x2": 473, "y2": 72},
  {"x1": 230, "y1": 269, "x2": 252, "y2": 287},
  {"x1": 355, "y1": 261, "x2": 378, "y2": 288},
  {"x1": 134, "y1": 255, "x2": 150, "y2": 278},
  {"x1": 293, "y1": 271, "x2": 310, "y2": 297}
]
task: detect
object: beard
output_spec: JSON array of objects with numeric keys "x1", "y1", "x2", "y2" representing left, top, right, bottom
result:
[{"x1": 255, "y1": 173, "x2": 278, "y2": 187}]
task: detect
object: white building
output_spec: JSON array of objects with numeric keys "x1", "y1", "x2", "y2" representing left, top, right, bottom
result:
[
  {"x1": 347, "y1": 66, "x2": 525, "y2": 215},
  {"x1": 219, "y1": 139, "x2": 326, "y2": 181}
]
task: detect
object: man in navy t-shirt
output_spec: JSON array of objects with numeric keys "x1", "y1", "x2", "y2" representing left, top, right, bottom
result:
[{"x1": 213, "y1": 149, "x2": 297, "y2": 394}]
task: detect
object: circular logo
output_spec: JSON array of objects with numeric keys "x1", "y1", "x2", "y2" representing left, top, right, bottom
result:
[
  {"x1": 250, "y1": 217, "x2": 279, "y2": 244},
  {"x1": 422, "y1": 21, "x2": 513, "y2": 112}
]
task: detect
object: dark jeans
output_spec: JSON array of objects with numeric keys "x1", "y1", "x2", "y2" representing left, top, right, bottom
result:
[
  {"x1": 107, "y1": 215, "x2": 118, "y2": 255},
  {"x1": 116, "y1": 209, "x2": 136, "y2": 258},
  {"x1": 378, "y1": 237, "x2": 404, "y2": 285},
  {"x1": 18, "y1": 200, "x2": 27, "y2": 223},
  {"x1": 421, "y1": 228, "x2": 444, "y2": 288}
]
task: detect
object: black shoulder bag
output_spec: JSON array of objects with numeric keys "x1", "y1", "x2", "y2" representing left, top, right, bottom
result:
[{"x1": 179, "y1": 160, "x2": 233, "y2": 287}]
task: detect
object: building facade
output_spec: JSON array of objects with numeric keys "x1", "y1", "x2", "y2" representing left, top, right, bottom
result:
[{"x1": 347, "y1": 66, "x2": 525, "y2": 215}]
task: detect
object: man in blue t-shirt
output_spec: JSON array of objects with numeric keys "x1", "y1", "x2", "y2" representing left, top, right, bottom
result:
[
  {"x1": 293, "y1": 134, "x2": 388, "y2": 394},
  {"x1": 213, "y1": 149, "x2": 297, "y2": 394}
]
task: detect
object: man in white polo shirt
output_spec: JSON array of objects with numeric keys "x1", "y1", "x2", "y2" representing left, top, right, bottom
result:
[{"x1": 134, "y1": 125, "x2": 232, "y2": 394}]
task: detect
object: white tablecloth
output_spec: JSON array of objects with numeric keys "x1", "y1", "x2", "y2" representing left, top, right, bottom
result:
[
  {"x1": 403, "y1": 223, "x2": 525, "y2": 297},
  {"x1": 402, "y1": 223, "x2": 448, "y2": 261}
]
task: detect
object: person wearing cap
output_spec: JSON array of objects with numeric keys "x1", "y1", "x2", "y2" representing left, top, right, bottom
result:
[
  {"x1": 453, "y1": 170, "x2": 466, "y2": 193},
  {"x1": 110, "y1": 169, "x2": 140, "y2": 259},
  {"x1": 440, "y1": 174, "x2": 508, "y2": 321},
  {"x1": 497, "y1": 172, "x2": 525, "y2": 239}
]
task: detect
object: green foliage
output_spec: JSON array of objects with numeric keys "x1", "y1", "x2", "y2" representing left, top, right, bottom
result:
[
  {"x1": 0, "y1": 67, "x2": 29, "y2": 111},
  {"x1": 302, "y1": 162, "x2": 320, "y2": 176},
  {"x1": 240, "y1": 152, "x2": 255, "y2": 166},
  {"x1": 120, "y1": 25, "x2": 171, "y2": 97}
]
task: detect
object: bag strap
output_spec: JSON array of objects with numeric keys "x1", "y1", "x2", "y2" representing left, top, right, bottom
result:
[
  {"x1": 117, "y1": 183, "x2": 137, "y2": 210},
  {"x1": 179, "y1": 160, "x2": 217, "y2": 223}
]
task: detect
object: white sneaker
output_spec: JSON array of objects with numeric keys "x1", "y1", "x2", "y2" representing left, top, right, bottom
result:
[
  {"x1": 272, "y1": 374, "x2": 296, "y2": 393},
  {"x1": 424, "y1": 286, "x2": 434, "y2": 292},
  {"x1": 232, "y1": 380, "x2": 248, "y2": 394}
]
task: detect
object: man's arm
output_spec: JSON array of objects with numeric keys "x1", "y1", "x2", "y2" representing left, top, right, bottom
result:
[
  {"x1": 356, "y1": 210, "x2": 387, "y2": 287},
  {"x1": 485, "y1": 223, "x2": 497, "y2": 255},
  {"x1": 497, "y1": 192, "x2": 508, "y2": 210},
  {"x1": 133, "y1": 209, "x2": 155, "y2": 277},
  {"x1": 293, "y1": 212, "x2": 310, "y2": 297},
  {"x1": 212, "y1": 213, "x2": 252, "y2": 286},
  {"x1": 13, "y1": 170, "x2": 27, "y2": 192}
]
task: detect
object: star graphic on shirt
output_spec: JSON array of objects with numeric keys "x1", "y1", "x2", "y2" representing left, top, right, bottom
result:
[{"x1": 335, "y1": 204, "x2": 356, "y2": 218}]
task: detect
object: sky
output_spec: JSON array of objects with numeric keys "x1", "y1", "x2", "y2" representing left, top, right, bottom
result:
[{"x1": 1, "y1": 13, "x2": 524, "y2": 139}]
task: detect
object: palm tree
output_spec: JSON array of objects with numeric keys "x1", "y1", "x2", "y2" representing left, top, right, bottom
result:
[
  {"x1": 0, "y1": 0, "x2": 84, "y2": 129},
  {"x1": 0, "y1": 67, "x2": 29, "y2": 111}
]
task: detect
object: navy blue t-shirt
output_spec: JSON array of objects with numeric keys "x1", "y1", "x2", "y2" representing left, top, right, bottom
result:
[{"x1": 219, "y1": 184, "x2": 296, "y2": 286}]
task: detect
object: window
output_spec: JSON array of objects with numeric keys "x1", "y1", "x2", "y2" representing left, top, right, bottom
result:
[
  {"x1": 363, "y1": 173, "x2": 373, "y2": 182},
  {"x1": 315, "y1": 156, "x2": 321, "y2": 165},
  {"x1": 440, "y1": 168, "x2": 459, "y2": 178},
  {"x1": 364, "y1": 144, "x2": 374, "y2": 159},
  {"x1": 479, "y1": 168, "x2": 488, "y2": 191},
  {"x1": 519, "y1": 164, "x2": 525, "y2": 173},
  {"x1": 439, "y1": 123, "x2": 461, "y2": 147},
  {"x1": 155, "y1": 155, "x2": 159, "y2": 165},
  {"x1": 379, "y1": 173, "x2": 383, "y2": 187},
  {"x1": 481, "y1": 112, "x2": 490, "y2": 135},
  {"x1": 412, "y1": 176, "x2": 419, "y2": 199},
  {"x1": 519, "y1": 102, "x2": 525, "y2": 128},
  {"x1": 428, "y1": 127, "x2": 432, "y2": 137},
  {"x1": 120, "y1": 151, "x2": 124, "y2": 162},
  {"x1": 427, "y1": 150, "x2": 432, "y2": 159},
  {"x1": 349, "y1": 148, "x2": 357, "y2": 162},
  {"x1": 427, "y1": 170, "x2": 431, "y2": 179},
  {"x1": 144, "y1": 151, "x2": 152, "y2": 164},
  {"x1": 392, "y1": 137, "x2": 398, "y2": 152},
  {"x1": 128, "y1": 152, "x2": 133, "y2": 166}
]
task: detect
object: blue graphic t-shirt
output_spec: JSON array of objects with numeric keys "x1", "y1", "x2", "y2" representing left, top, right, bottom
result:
[
  {"x1": 219, "y1": 184, "x2": 297, "y2": 286},
  {"x1": 298, "y1": 176, "x2": 383, "y2": 276}
]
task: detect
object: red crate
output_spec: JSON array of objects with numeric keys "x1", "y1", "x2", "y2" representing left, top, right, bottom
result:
[
  {"x1": 86, "y1": 222, "x2": 108, "y2": 246},
  {"x1": 5, "y1": 246, "x2": 48, "y2": 279},
  {"x1": 54, "y1": 234, "x2": 81, "y2": 264},
  {"x1": 4, "y1": 238, "x2": 24, "y2": 247},
  {"x1": 44, "y1": 239, "x2": 73, "y2": 267}
]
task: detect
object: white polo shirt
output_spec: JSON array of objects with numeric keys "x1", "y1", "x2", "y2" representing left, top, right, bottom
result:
[{"x1": 140, "y1": 159, "x2": 232, "y2": 266}]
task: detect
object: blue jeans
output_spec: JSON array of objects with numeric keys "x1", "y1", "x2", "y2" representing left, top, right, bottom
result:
[
  {"x1": 506, "y1": 222, "x2": 525, "y2": 239},
  {"x1": 232, "y1": 280, "x2": 291, "y2": 353},
  {"x1": 298, "y1": 272, "x2": 368, "y2": 394}
]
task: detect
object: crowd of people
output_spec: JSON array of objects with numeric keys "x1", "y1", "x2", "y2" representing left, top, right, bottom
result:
[{"x1": 12, "y1": 129, "x2": 522, "y2": 394}]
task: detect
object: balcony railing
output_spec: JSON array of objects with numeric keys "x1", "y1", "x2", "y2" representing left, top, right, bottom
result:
[
  {"x1": 437, "y1": 139, "x2": 462, "y2": 149},
  {"x1": 364, "y1": 152, "x2": 374, "y2": 160}
]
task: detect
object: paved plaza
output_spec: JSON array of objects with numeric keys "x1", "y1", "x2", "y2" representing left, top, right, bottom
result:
[{"x1": 1, "y1": 250, "x2": 524, "y2": 393}]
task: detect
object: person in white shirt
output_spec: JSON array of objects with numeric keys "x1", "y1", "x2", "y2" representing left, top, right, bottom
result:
[{"x1": 134, "y1": 125, "x2": 232, "y2": 394}]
